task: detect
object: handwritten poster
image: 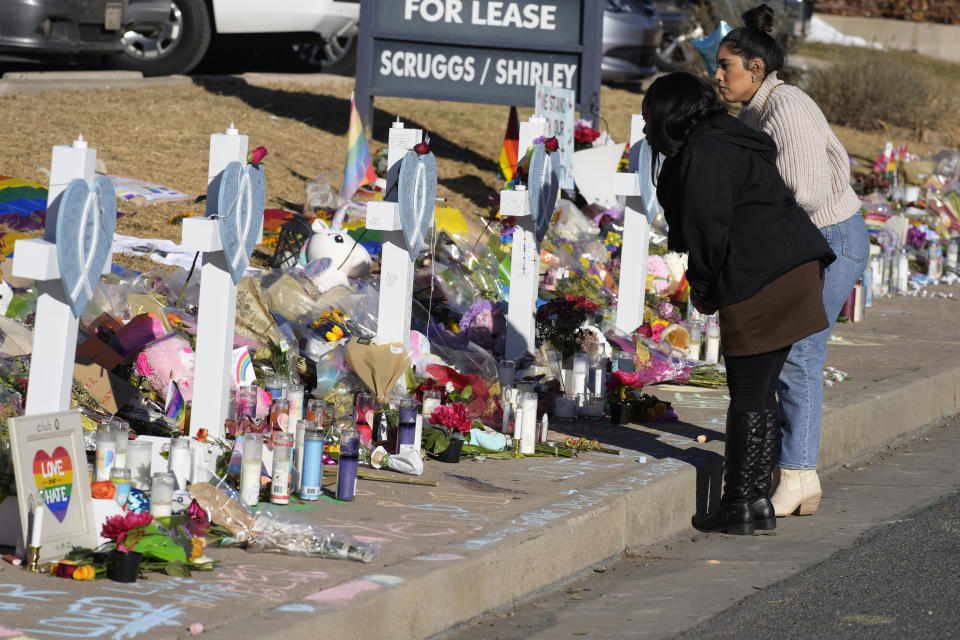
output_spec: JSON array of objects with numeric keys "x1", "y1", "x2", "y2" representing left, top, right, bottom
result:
[{"x1": 535, "y1": 83, "x2": 576, "y2": 190}]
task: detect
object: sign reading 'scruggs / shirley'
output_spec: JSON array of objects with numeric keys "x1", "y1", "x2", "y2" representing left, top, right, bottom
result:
[{"x1": 355, "y1": 0, "x2": 603, "y2": 126}]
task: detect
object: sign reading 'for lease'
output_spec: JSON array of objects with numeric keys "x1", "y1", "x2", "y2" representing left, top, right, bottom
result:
[{"x1": 355, "y1": 0, "x2": 603, "y2": 127}]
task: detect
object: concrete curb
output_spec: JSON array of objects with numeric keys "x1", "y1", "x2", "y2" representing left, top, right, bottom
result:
[{"x1": 205, "y1": 355, "x2": 960, "y2": 640}]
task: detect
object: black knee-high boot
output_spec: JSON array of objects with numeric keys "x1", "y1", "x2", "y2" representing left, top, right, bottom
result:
[
  {"x1": 692, "y1": 409, "x2": 762, "y2": 535},
  {"x1": 750, "y1": 403, "x2": 780, "y2": 530}
]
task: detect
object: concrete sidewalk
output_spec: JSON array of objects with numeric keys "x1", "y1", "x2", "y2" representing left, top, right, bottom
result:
[{"x1": 1, "y1": 286, "x2": 958, "y2": 640}]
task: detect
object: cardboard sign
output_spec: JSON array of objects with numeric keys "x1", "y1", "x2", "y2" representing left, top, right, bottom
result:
[
  {"x1": 8, "y1": 409, "x2": 98, "y2": 561},
  {"x1": 535, "y1": 83, "x2": 576, "y2": 190},
  {"x1": 73, "y1": 359, "x2": 138, "y2": 414}
]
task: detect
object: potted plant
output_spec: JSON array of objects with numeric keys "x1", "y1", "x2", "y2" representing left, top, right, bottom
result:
[
  {"x1": 101, "y1": 511, "x2": 154, "y2": 582},
  {"x1": 423, "y1": 402, "x2": 473, "y2": 463},
  {"x1": 606, "y1": 369, "x2": 643, "y2": 425}
]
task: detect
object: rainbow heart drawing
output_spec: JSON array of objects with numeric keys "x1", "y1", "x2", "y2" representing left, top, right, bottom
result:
[{"x1": 33, "y1": 447, "x2": 73, "y2": 523}]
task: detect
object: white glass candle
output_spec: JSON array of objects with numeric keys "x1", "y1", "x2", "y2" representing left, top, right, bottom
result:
[
  {"x1": 285, "y1": 383, "x2": 305, "y2": 428},
  {"x1": 421, "y1": 390, "x2": 442, "y2": 418},
  {"x1": 113, "y1": 420, "x2": 129, "y2": 469},
  {"x1": 240, "y1": 434, "x2": 264, "y2": 506},
  {"x1": 167, "y1": 437, "x2": 191, "y2": 490},
  {"x1": 688, "y1": 323, "x2": 702, "y2": 361},
  {"x1": 896, "y1": 249, "x2": 909, "y2": 293},
  {"x1": 150, "y1": 472, "x2": 175, "y2": 518},
  {"x1": 704, "y1": 318, "x2": 721, "y2": 365},
  {"x1": 519, "y1": 392, "x2": 539, "y2": 454},
  {"x1": 571, "y1": 353, "x2": 589, "y2": 399},
  {"x1": 95, "y1": 421, "x2": 116, "y2": 481},
  {"x1": 126, "y1": 440, "x2": 154, "y2": 490},
  {"x1": 947, "y1": 240, "x2": 958, "y2": 271},
  {"x1": 30, "y1": 502, "x2": 43, "y2": 546}
]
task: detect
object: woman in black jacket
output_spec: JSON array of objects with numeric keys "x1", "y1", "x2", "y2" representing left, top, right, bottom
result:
[{"x1": 644, "y1": 72, "x2": 835, "y2": 535}]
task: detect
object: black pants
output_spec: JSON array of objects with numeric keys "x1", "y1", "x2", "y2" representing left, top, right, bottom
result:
[{"x1": 724, "y1": 346, "x2": 790, "y2": 413}]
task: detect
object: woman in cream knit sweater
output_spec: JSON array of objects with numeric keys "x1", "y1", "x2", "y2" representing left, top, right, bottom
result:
[{"x1": 714, "y1": 4, "x2": 869, "y2": 518}]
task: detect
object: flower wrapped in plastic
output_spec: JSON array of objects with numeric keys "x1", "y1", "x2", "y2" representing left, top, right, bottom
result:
[
  {"x1": 189, "y1": 480, "x2": 378, "y2": 563},
  {"x1": 632, "y1": 339, "x2": 692, "y2": 386}
]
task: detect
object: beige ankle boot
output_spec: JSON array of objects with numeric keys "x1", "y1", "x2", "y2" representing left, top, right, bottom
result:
[{"x1": 770, "y1": 468, "x2": 821, "y2": 516}]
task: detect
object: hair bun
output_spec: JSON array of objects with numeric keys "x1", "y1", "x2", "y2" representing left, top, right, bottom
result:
[{"x1": 743, "y1": 4, "x2": 775, "y2": 33}]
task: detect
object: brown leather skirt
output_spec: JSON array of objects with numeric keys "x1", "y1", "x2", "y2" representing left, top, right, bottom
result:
[{"x1": 719, "y1": 261, "x2": 828, "y2": 357}]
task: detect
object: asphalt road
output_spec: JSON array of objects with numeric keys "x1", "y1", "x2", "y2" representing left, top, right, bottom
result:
[{"x1": 444, "y1": 418, "x2": 960, "y2": 640}]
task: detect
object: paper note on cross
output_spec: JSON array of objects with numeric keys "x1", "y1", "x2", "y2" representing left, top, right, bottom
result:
[
  {"x1": 611, "y1": 114, "x2": 661, "y2": 335},
  {"x1": 13, "y1": 135, "x2": 116, "y2": 416},
  {"x1": 182, "y1": 124, "x2": 264, "y2": 439},
  {"x1": 366, "y1": 119, "x2": 436, "y2": 350}
]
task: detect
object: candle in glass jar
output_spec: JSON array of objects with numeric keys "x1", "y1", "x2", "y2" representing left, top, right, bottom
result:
[
  {"x1": 126, "y1": 439, "x2": 153, "y2": 490},
  {"x1": 95, "y1": 421, "x2": 116, "y2": 481},
  {"x1": 110, "y1": 467, "x2": 131, "y2": 509},
  {"x1": 337, "y1": 425, "x2": 361, "y2": 501},
  {"x1": 236, "y1": 385, "x2": 258, "y2": 420},
  {"x1": 704, "y1": 317, "x2": 721, "y2": 365},
  {"x1": 270, "y1": 432, "x2": 294, "y2": 505},
  {"x1": 285, "y1": 383, "x2": 304, "y2": 425},
  {"x1": 421, "y1": 389, "x2": 442, "y2": 418},
  {"x1": 299, "y1": 427, "x2": 324, "y2": 500},
  {"x1": 167, "y1": 437, "x2": 191, "y2": 490},
  {"x1": 519, "y1": 392, "x2": 539, "y2": 454},
  {"x1": 240, "y1": 434, "x2": 264, "y2": 506},
  {"x1": 397, "y1": 398, "x2": 418, "y2": 452},
  {"x1": 688, "y1": 323, "x2": 702, "y2": 361},
  {"x1": 572, "y1": 353, "x2": 589, "y2": 399},
  {"x1": 150, "y1": 472, "x2": 175, "y2": 518},
  {"x1": 306, "y1": 399, "x2": 326, "y2": 424},
  {"x1": 270, "y1": 399, "x2": 290, "y2": 433},
  {"x1": 294, "y1": 419, "x2": 316, "y2": 491},
  {"x1": 113, "y1": 419, "x2": 129, "y2": 469},
  {"x1": 265, "y1": 375, "x2": 286, "y2": 401}
]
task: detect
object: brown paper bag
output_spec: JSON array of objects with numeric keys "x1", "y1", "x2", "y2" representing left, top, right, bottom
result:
[{"x1": 344, "y1": 337, "x2": 410, "y2": 402}]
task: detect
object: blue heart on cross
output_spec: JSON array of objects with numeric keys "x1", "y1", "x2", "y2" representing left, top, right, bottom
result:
[
  {"x1": 527, "y1": 144, "x2": 559, "y2": 244},
  {"x1": 55, "y1": 176, "x2": 117, "y2": 317},
  {"x1": 398, "y1": 150, "x2": 437, "y2": 262},
  {"x1": 217, "y1": 161, "x2": 266, "y2": 284}
]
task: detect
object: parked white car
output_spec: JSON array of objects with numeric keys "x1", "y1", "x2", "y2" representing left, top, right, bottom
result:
[{"x1": 114, "y1": 0, "x2": 360, "y2": 76}]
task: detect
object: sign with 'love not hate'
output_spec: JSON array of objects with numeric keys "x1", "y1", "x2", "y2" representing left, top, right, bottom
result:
[
  {"x1": 354, "y1": 0, "x2": 603, "y2": 127},
  {"x1": 8, "y1": 410, "x2": 98, "y2": 561}
]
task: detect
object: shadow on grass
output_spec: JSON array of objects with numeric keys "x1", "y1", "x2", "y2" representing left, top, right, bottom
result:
[{"x1": 191, "y1": 77, "x2": 497, "y2": 174}]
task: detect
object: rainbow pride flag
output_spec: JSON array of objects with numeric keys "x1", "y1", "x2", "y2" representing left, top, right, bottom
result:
[
  {"x1": 342, "y1": 93, "x2": 378, "y2": 202},
  {"x1": 165, "y1": 380, "x2": 186, "y2": 431},
  {"x1": 497, "y1": 107, "x2": 520, "y2": 182}
]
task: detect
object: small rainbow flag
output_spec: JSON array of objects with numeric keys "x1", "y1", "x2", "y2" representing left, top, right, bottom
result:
[
  {"x1": 497, "y1": 106, "x2": 520, "y2": 182},
  {"x1": 165, "y1": 380, "x2": 186, "y2": 431},
  {"x1": 342, "y1": 93, "x2": 378, "y2": 202}
]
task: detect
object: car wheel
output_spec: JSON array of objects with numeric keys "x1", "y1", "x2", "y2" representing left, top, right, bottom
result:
[
  {"x1": 654, "y1": 34, "x2": 697, "y2": 72},
  {"x1": 110, "y1": 0, "x2": 212, "y2": 76},
  {"x1": 285, "y1": 35, "x2": 357, "y2": 75}
]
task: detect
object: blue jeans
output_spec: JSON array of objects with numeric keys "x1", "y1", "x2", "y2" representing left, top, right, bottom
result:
[{"x1": 777, "y1": 214, "x2": 869, "y2": 470}]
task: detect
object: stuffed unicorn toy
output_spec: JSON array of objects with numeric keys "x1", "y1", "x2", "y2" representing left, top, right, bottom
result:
[{"x1": 302, "y1": 218, "x2": 371, "y2": 292}]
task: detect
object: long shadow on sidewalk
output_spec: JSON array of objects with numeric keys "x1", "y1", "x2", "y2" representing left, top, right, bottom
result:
[{"x1": 551, "y1": 418, "x2": 725, "y2": 519}]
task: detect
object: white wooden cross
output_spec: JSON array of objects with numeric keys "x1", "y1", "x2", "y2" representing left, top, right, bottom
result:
[
  {"x1": 366, "y1": 119, "x2": 424, "y2": 350},
  {"x1": 504, "y1": 116, "x2": 548, "y2": 361},
  {"x1": 14, "y1": 135, "x2": 113, "y2": 415},
  {"x1": 182, "y1": 124, "x2": 261, "y2": 439},
  {"x1": 611, "y1": 115, "x2": 653, "y2": 335}
]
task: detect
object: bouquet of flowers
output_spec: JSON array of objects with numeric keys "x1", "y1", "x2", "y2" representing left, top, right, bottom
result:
[
  {"x1": 423, "y1": 402, "x2": 474, "y2": 455},
  {"x1": 574, "y1": 119, "x2": 602, "y2": 151},
  {"x1": 536, "y1": 295, "x2": 601, "y2": 361},
  {"x1": 606, "y1": 370, "x2": 643, "y2": 406}
]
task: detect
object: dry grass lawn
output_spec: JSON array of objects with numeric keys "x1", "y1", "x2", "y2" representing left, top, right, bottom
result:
[{"x1": 0, "y1": 48, "x2": 955, "y2": 273}]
